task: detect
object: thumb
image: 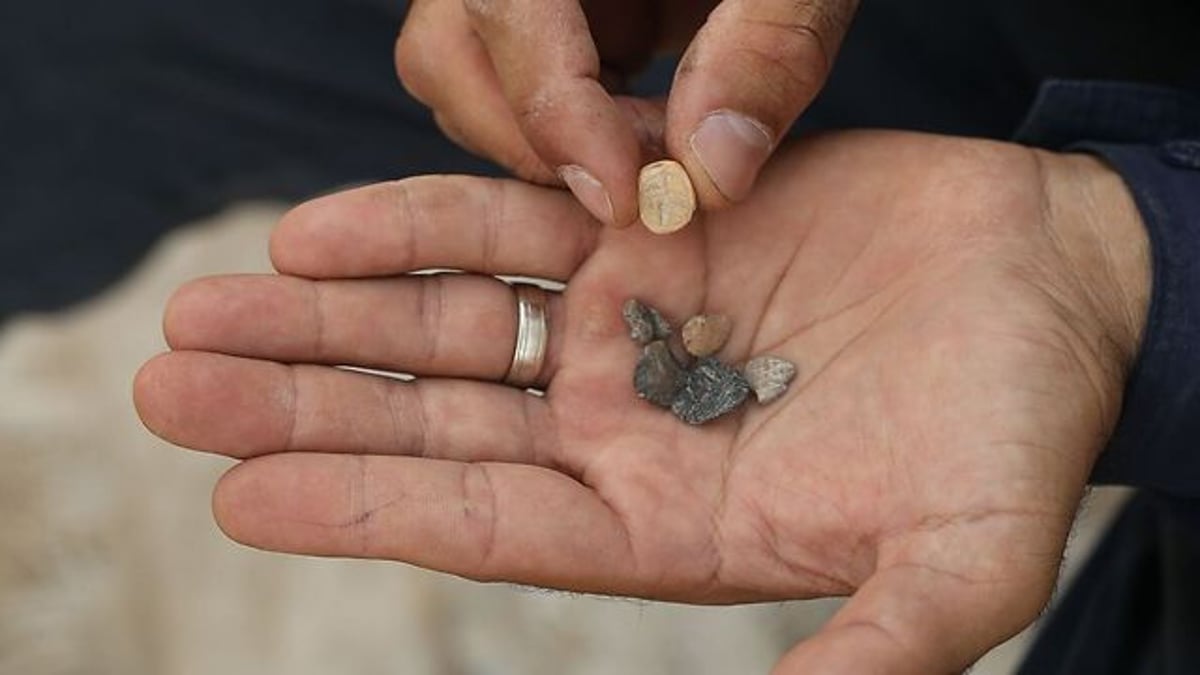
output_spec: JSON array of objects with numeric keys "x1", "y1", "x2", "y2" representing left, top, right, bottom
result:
[
  {"x1": 666, "y1": 0, "x2": 858, "y2": 208},
  {"x1": 773, "y1": 561, "x2": 1053, "y2": 675}
]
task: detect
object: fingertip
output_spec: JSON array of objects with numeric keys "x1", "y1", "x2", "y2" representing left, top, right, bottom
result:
[
  {"x1": 664, "y1": 0, "x2": 852, "y2": 208},
  {"x1": 212, "y1": 459, "x2": 267, "y2": 549},
  {"x1": 558, "y1": 164, "x2": 617, "y2": 226},
  {"x1": 272, "y1": 185, "x2": 406, "y2": 277},
  {"x1": 684, "y1": 109, "x2": 775, "y2": 207},
  {"x1": 212, "y1": 454, "x2": 370, "y2": 556},
  {"x1": 162, "y1": 276, "x2": 218, "y2": 350},
  {"x1": 132, "y1": 352, "x2": 173, "y2": 437},
  {"x1": 511, "y1": 80, "x2": 642, "y2": 227},
  {"x1": 270, "y1": 197, "x2": 330, "y2": 276}
]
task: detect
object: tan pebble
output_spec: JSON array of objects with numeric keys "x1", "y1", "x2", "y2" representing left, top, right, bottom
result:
[
  {"x1": 638, "y1": 159, "x2": 696, "y2": 234},
  {"x1": 743, "y1": 356, "x2": 797, "y2": 404},
  {"x1": 681, "y1": 314, "x2": 733, "y2": 357}
]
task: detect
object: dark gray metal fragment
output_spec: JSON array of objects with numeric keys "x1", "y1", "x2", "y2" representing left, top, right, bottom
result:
[
  {"x1": 633, "y1": 340, "x2": 685, "y2": 408},
  {"x1": 671, "y1": 357, "x2": 751, "y2": 425},
  {"x1": 622, "y1": 298, "x2": 672, "y2": 345}
]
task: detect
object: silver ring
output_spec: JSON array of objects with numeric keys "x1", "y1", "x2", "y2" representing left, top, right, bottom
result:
[{"x1": 504, "y1": 283, "x2": 549, "y2": 388}]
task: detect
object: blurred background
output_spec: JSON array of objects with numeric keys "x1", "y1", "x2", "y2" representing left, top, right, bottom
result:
[{"x1": 0, "y1": 0, "x2": 1134, "y2": 672}]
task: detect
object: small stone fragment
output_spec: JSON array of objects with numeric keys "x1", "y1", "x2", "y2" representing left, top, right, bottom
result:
[
  {"x1": 633, "y1": 340, "x2": 685, "y2": 408},
  {"x1": 622, "y1": 298, "x2": 672, "y2": 345},
  {"x1": 743, "y1": 356, "x2": 797, "y2": 404},
  {"x1": 671, "y1": 357, "x2": 751, "y2": 425},
  {"x1": 638, "y1": 160, "x2": 697, "y2": 234},
  {"x1": 665, "y1": 335, "x2": 695, "y2": 369},
  {"x1": 681, "y1": 314, "x2": 733, "y2": 357}
]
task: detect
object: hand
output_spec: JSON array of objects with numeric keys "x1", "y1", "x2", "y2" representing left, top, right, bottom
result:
[
  {"x1": 394, "y1": 0, "x2": 858, "y2": 225},
  {"x1": 135, "y1": 130, "x2": 1149, "y2": 673}
]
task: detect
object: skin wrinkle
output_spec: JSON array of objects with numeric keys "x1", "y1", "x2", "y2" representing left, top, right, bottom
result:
[
  {"x1": 739, "y1": 14, "x2": 830, "y2": 83},
  {"x1": 569, "y1": 218, "x2": 602, "y2": 278},
  {"x1": 742, "y1": 222, "x2": 806, "y2": 358},
  {"x1": 739, "y1": 487, "x2": 858, "y2": 595},
  {"x1": 480, "y1": 180, "x2": 505, "y2": 275},
  {"x1": 378, "y1": 377, "x2": 406, "y2": 455},
  {"x1": 834, "y1": 619, "x2": 925, "y2": 667},
  {"x1": 1078, "y1": 168, "x2": 1148, "y2": 360},
  {"x1": 392, "y1": 379, "x2": 430, "y2": 457},
  {"x1": 898, "y1": 506, "x2": 1063, "y2": 543},
  {"x1": 590, "y1": 476, "x2": 641, "y2": 586},
  {"x1": 1031, "y1": 150, "x2": 1133, "y2": 369},
  {"x1": 988, "y1": 437, "x2": 1095, "y2": 489},
  {"x1": 416, "y1": 273, "x2": 446, "y2": 370},
  {"x1": 282, "y1": 365, "x2": 301, "y2": 454},
  {"x1": 308, "y1": 281, "x2": 329, "y2": 361},
  {"x1": 734, "y1": 282, "x2": 907, "y2": 452},
  {"x1": 353, "y1": 455, "x2": 369, "y2": 556},
  {"x1": 518, "y1": 389, "x2": 552, "y2": 468},
  {"x1": 688, "y1": 493, "x2": 729, "y2": 601},
  {"x1": 390, "y1": 179, "x2": 423, "y2": 274},
  {"x1": 515, "y1": 80, "x2": 583, "y2": 132},
  {"x1": 1009, "y1": 272, "x2": 1117, "y2": 430},
  {"x1": 463, "y1": 463, "x2": 500, "y2": 575},
  {"x1": 727, "y1": 45, "x2": 818, "y2": 115}
]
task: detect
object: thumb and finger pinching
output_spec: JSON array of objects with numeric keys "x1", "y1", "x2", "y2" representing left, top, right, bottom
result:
[
  {"x1": 409, "y1": 0, "x2": 855, "y2": 228},
  {"x1": 666, "y1": 0, "x2": 859, "y2": 209},
  {"x1": 463, "y1": 0, "x2": 644, "y2": 227}
]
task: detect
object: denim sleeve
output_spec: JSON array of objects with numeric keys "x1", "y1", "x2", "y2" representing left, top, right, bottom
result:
[{"x1": 1015, "y1": 81, "x2": 1200, "y2": 498}]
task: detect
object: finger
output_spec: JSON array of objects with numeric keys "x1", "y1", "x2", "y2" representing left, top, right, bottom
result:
[
  {"x1": 213, "y1": 453, "x2": 639, "y2": 593},
  {"x1": 773, "y1": 556, "x2": 1054, "y2": 674},
  {"x1": 163, "y1": 274, "x2": 565, "y2": 381},
  {"x1": 135, "y1": 351, "x2": 562, "y2": 466},
  {"x1": 667, "y1": 0, "x2": 858, "y2": 207},
  {"x1": 464, "y1": 0, "x2": 642, "y2": 227},
  {"x1": 270, "y1": 175, "x2": 598, "y2": 281},
  {"x1": 396, "y1": 0, "x2": 555, "y2": 183}
]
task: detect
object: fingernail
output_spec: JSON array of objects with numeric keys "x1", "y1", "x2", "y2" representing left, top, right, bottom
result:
[
  {"x1": 688, "y1": 110, "x2": 774, "y2": 201},
  {"x1": 558, "y1": 165, "x2": 615, "y2": 225}
]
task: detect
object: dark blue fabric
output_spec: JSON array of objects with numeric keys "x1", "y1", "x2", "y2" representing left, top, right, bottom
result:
[
  {"x1": 1012, "y1": 80, "x2": 1200, "y2": 499},
  {"x1": 1018, "y1": 492, "x2": 1200, "y2": 675},
  {"x1": 1075, "y1": 141, "x2": 1200, "y2": 499},
  {"x1": 1011, "y1": 80, "x2": 1200, "y2": 675},
  {"x1": 5, "y1": 0, "x2": 1200, "y2": 319},
  {"x1": 0, "y1": 0, "x2": 496, "y2": 318}
]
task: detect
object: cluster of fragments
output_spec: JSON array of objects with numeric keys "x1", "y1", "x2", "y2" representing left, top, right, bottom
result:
[{"x1": 623, "y1": 299, "x2": 797, "y2": 425}]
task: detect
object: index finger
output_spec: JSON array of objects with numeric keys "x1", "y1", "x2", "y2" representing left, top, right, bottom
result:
[
  {"x1": 464, "y1": 0, "x2": 642, "y2": 227},
  {"x1": 270, "y1": 175, "x2": 600, "y2": 281}
]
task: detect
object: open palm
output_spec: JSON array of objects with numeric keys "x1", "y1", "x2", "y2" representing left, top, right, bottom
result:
[{"x1": 135, "y1": 130, "x2": 1147, "y2": 673}]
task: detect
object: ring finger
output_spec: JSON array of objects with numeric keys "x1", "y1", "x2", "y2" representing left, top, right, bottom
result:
[{"x1": 164, "y1": 273, "x2": 566, "y2": 387}]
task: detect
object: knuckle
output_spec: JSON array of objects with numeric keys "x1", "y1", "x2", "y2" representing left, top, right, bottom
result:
[
  {"x1": 737, "y1": 18, "x2": 831, "y2": 93},
  {"x1": 505, "y1": 148, "x2": 555, "y2": 184},
  {"x1": 462, "y1": 463, "x2": 500, "y2": 574},
  {"x1": 736, "y1": 41, "x2": 827, "y2": 110}
]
